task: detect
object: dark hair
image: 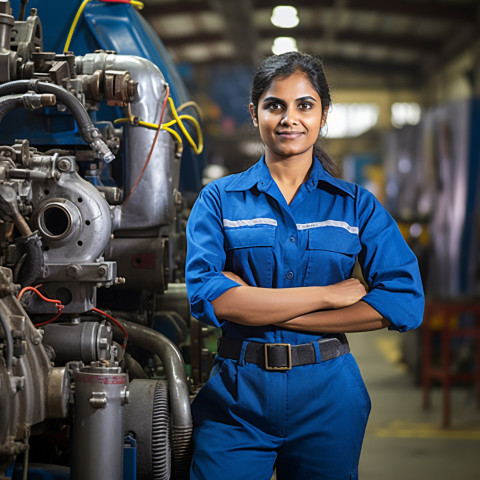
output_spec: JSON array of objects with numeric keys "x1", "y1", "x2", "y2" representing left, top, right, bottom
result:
[{"x1": 250, "y1": 51, "x2": 338, "y2": 177}]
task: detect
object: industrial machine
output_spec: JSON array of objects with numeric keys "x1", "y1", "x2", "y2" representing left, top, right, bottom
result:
[{"x1": 0, "y1": 1, "x2": 204, "y2": 478}]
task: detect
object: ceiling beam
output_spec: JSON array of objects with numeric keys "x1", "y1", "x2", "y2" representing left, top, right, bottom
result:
[
  {"x1": 161, "y1": 32, "x2": 225, "y2": 48},
  {"x1": 254, "y1": 0, "x2": 477, "y2": 23},
  {"x1": 176, "y1": 49, "x2": 420, "y2": 78},
  {"x1": 142, "y1": 0, "x2": 210, "y2": 16},
  {"x1": 258, "y1": 27, "x2": 440, "y2": 53},
  {"x1": 158, "y1": 26, "x2": 440, "y2": 53},
  {"x1": 318, "y1": 56, "x2": 420, "y2": 77}
]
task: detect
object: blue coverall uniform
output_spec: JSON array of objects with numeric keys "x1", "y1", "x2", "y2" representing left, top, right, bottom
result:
[{"x1": 186, "y1": 156, "x2": 424, "y2": 480}]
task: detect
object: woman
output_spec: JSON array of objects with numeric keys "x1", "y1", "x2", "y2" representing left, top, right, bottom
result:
[{"x1": 185, "y1": 51, "x2": 424, "y2": 480}]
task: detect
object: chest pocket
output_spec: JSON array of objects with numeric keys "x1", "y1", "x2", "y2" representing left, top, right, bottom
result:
[
  {"x1": 307, "y1": 226, "x2": 361, "y2": 255},
  {"x1": 224, "y1": 226, "x2": 275, "y2": 287},
  {"x1": 305, "y1": 226, "x2": 361, "y2": 285}
]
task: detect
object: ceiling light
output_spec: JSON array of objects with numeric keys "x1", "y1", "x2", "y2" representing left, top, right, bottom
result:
[
  {"x1": 272, "y1": 37, "x2": 298, "y2": 55},
  {"x1": 271, "y1": 5, "x2": 299, "y2": 28}
]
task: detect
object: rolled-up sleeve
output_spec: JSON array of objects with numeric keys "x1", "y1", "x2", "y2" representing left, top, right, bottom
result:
[
  {"x1": 186, "y1": 185, "x2": 240, "y2": 327},
  {"x1": 357, "y1": 187, "x2": 425, "y2": 332}
]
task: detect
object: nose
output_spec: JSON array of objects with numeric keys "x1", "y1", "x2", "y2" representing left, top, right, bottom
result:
[{"x1": 280, "y1": 108, "x2": 298, "y2": 126}]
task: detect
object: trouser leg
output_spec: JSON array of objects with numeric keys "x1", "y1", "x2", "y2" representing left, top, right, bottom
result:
[
  {"x1": 190, "y1": 359, "x2": 281, "y2": 480},
  {"x1": 276, "y1": 354, "x2": 371, "y2": 480}
]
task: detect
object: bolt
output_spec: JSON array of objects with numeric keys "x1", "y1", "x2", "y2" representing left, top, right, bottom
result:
[
  {"x1": 121, "y1": 387, "x2": 130, "y2": 405},
  {"x1": 66, "y1": 264, "x2": 82, "y2": 279},
  {"x1": 97, "y1": 265, "x2": 108, "y2": 277},
  {"x1": 32, "y1": 334, "x2": 42, "y2": 345},
  {"x1": 57, "y1": 158, "x2": 71, "y2": 172},
  {"x1": 89, "y1": 392, "x2": 107, "y2": 408},
  {"x1": 174, "y1": 189, "x2": 182, "y2": 205}
]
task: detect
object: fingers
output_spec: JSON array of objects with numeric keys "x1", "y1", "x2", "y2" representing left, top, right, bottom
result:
[{"x1": 324, "y1": 278, "x2": 367, "y2": 309}]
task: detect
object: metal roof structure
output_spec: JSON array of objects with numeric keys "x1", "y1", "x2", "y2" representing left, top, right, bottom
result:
[{"x1": 142, "y1": 0, "x2": 480, "y2": 89}]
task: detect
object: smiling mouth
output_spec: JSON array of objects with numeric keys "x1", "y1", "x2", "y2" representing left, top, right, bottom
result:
[{"x1": 276, "y1": 131, "x2": 304, "y2": 137}]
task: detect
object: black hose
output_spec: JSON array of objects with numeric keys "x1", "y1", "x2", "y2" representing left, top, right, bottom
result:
[
  {"x1": 0, "y1": 80, "x2": 114, "y2": 162},
  {"x1": 14, "y1": 231, "x2": 44, "y2": 287},
  {"x1": 0, "y1": 95, "x2": 24, "y2": 123},
  {"x1": 124, "y1": 352, "x2": 148, "y2": 379},
  {"x1": 0, "y1": 310, "x2": 13, "y2": 374},
  {"x1": 0, "y1": 80, "x2": 91, "y2": 135}
]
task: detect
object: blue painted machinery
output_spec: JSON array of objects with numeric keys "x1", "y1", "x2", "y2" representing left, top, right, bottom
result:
[{"x1": 0, "y1": 1, "x2": 206, "y2": 478}]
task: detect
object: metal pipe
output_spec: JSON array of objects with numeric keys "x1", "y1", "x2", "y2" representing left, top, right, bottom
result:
[
  {"x1": 117, "y1": 320, "x2": 192, "y2": 479},
  {"x1": 123, "y1": 352, "x2": 147, "y2": 379},
  {"x1": 117, "y1": 319, "x2": 191, "y2": 429}
]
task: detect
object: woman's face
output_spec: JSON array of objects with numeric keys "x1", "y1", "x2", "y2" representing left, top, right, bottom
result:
[{"x1": 249, "y1": 71, "x2": 327, "y2": 161}]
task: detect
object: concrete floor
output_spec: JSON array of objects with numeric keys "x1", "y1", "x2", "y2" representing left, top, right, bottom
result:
[{"x1": 351, "y1": 329, "x2": 480, "y2": 480}]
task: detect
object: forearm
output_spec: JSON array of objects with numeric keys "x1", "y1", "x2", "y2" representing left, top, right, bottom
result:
[
  {"x1": 212, "y1": 285, "x2": 340, "y2": 326},
  {"x1": 276, "y1": 300, "x2": 390, "y2": 333}
]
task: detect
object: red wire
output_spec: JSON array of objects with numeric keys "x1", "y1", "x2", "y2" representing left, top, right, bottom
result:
[
  {"x1": 92, "y1": 307, "x2": 128, "y2": 349},
  {"x1": 124, "y1": 84, "x2": 170, "y2": 204},
  {"x1": 16, "y1": 288, "x2": 128, "y2": 349},
  {"x1": 18, "y1": 286, "x2": 62, "y2": 306},
  {"x1": 35, "y1": 308, "x2": 64, "y2": 327},
  {"x1": 17, "y1": 286, "x2": 64, "y2": 326}
]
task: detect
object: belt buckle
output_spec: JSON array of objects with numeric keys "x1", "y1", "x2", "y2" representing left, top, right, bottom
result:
[{"x1": 264, "y1": 343, "x2": 292, "y2": 371}]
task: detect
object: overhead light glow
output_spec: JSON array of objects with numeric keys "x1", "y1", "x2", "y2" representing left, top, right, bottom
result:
[
  {"x1": 272, "y1": 37, "x2": 298, "y2": 55},
  {"x1": 322, "y1": 103, "x2": 379, "y2": 138},
  {"x1": 391, "y1": 102, "x2": 421, "y2": 128},
  {"x1": 271, "y1": 5, "x2": 299, "y2": 28}
]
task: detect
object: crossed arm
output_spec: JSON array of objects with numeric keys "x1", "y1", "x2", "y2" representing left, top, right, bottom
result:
[{"x1": 211, "y1": 272, "x2": 390, "y2": 333}]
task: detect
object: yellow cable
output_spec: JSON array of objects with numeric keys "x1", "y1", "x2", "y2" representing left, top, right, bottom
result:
[
  {"x1": 179, "y1": 114, "x2": 201, "y2": 131},
  {"x1": 64, "y1": 1, "x2": 144, "y2": 53},
  {"x1": 138, "y1": 120, "x2": 157, "y2": 129},
  {"x1": 177, "y1": 100, "x2": 203, "y2": 119},
  {"x1": 161, "y1": 126, "x2": 183, "y2": 144},
  {"x1": 64, "y1": 0, "x2": 93, "y2": 53},
  {"x1": 162, "y1": 119, "x2": 176, "y2": 128},
  {"x1": 114, "y1": 101, "x2": 204, "y2": 154},
  {"x1": 113, "y1": 118, "x2": 183, "y2": 144},
  {"x1": 168, "y1": 97, "x2": 203, "y2": 154}
]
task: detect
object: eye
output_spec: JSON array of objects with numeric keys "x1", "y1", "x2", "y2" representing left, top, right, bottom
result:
[
  {"x1": 265, "y1": 102, "x2": 284, "y2": 112},
  {"x1": 298, "y1": 101, "x2": 314, "y2": 110}
]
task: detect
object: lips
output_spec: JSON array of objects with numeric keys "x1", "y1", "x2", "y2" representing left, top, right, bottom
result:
[{"x1": 276, "y1": 131, "x2": 304, "y2": 138}]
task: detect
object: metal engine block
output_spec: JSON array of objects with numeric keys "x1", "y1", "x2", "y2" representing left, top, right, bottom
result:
[{"x1": 0, "y1": 1, "x2": 194, "y2": 479}]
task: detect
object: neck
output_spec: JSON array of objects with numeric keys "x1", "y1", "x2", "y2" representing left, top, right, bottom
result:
[
  {"x1": 264, "y1": 151, "x2": 313, "y2": 204},
  {"x1": 265, "y1": 152, "x2": 313, "y2": 186}
]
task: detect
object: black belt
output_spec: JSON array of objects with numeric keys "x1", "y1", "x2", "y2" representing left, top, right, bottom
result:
[{"x1": 217, "y1": 334, "x2": 350, "y2": 371}]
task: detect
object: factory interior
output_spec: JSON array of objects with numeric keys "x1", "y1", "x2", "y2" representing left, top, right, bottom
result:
[{"x1": 0, "y1": 0, "x2": 479, "y2": 479}]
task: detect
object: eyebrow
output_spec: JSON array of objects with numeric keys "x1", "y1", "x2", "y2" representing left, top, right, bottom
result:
[{"x1": 262, "y1": 95, "x2": 318, "y2": 103}]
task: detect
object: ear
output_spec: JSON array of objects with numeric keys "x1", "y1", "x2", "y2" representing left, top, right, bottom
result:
[
  {"x1": 320, "y1": 106, "x2": 329, "y2": 129},
  {"x1": 249, "y1": 103, "x2": 258, "y2": 127}
]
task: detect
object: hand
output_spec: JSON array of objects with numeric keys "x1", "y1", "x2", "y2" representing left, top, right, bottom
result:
[
  {"x1": 323, "y1": 278, "x2": 367, "y2": 309},
  {"x1": 222, "y1": 271, "x2": 249, "y2": 286}
]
